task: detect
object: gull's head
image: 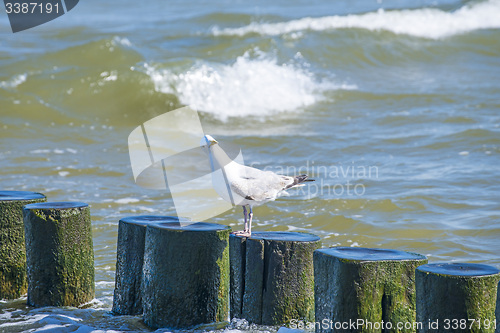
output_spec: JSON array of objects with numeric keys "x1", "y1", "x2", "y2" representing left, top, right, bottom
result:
[{"x1": 200, "y1": 134, "x2": 218, "y2": 149}]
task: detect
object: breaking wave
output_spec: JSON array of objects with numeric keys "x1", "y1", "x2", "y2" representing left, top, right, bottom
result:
[
  {"x1": 143, "y1": 51, "x2": 355, "y2": 121},
  {"x1": 211, "y1": 0, "x2": 500, "y2": 39}
]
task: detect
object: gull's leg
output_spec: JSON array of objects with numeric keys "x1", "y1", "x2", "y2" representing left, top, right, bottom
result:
[
  {"x1": 243, "y1": 206, "x2": 248, "y2": 232},
  {"x1": 232, "y1": 206, "x2": 249, "y2": 236},
  {"x1": 248, "y1": 206, "x2": 253, "y2": 236}
]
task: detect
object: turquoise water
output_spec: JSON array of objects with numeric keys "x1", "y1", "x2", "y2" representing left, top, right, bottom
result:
[{"x1": 1, "y1": 0, "x2": 500, "y2": 331}]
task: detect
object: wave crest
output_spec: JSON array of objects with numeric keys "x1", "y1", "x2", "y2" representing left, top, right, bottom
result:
[
  {"x1": 143, "y1": 51, "x2": 354, "y2": 121},
  {"x1": 211, "y1": 0, "x2": 500, "y2": 39}
]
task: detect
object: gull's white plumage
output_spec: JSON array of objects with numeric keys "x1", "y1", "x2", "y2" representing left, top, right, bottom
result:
[{"x1": 200, "y1": 134, "x2": 312, "y2": 236}]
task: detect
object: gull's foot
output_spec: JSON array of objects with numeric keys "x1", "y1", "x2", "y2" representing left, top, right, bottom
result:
[{"x1": 231, "y1": 230, "x2": 252, "y2": 237}]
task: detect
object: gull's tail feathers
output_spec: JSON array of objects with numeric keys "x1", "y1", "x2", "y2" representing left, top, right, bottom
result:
[{"x1": 286, "y1": 174, "x2": 315, "y2": 189}]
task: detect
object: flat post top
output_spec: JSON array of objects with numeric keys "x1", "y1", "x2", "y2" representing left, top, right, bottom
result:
[
  {"x1": 231, "y1": 231, "x2": 320, "y2": 242},
  {"x1": 0, "y1": 191, "x2": 45, "y2": 201},
  {"x1": 120, "y1": 215, "x2": 190, "y2": 227},
  {"x1": 24, "y1": 201, "x2": 88, "y2": 210},
  {"x1": 316, "y1": 246, "x2": 426, "y2": 261},
  {"x1": 417, "y1": 263, "x2": 500, "y2": 277},
  {"x1": 150, "y1": 221, "x2": 231, "y2": 232}
]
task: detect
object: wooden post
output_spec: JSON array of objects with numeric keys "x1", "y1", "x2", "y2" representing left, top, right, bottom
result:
[
  {"x1": 23, "y1": 202, "x2": 95, "y2": 307},
  {"x1": 416, "y1": 263, "x2": 500, "y2": 333},
  {"x1": 497, "y1": 282, "x2": 500, "y2": 333},
  {"x1": 142, "y1": 222, "x2": 231, "y2": 329},
  {"x1": 314, "y1": 247, "x2": 427, "y2": 333},
  {"x1": 230, "y1": 231, "x2": 321, "y2": 326},
  {"x1": 0, "y1": 191, "x2": 46, "y2": 299},
  {"x1": 112, "y1": 215, "x2": 183, "y2": 315}
]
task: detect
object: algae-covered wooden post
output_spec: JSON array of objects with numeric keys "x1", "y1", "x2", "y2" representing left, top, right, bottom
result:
[
  {"x1": 142, "y1": 221, "x2": 231, "y2": 329},
  {"x1": 112, "y1": 215, "x2": 184, "y2": 315},
  {"x1": 23, "y1": 202, "x2": 95, "y2": 307},
  {"x1": 314, "y1": 247, "x2": 427, "y2": 333},
  {"x1": 0, "y1": 191, "x2": 46, "y2": 299},
  {"x1": 497, "y1": 282, "x2": 500, "y2": 333},
  {"x1": 230, "y1": 231, "x2": 321, "y2": 326},
  {"x1": 416, "y1": 263, "x2": 500, "y2": 333}
]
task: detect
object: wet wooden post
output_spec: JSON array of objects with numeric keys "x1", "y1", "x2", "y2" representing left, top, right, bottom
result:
[
  {"x1": 230, "y1": 231, "x2": 321, "y2": 326},
  {"x1": 142, "y1": 222, "x2": 231, "y2": 329},
  {"x1": 497, "y1": 283, "x2": 500, "y2": 333},
  {"x1": 0, "y1": 191, "x2": 46, "y2": 299},
  {"x1": 416, "y1": 263, "x2": 500, "y2": 333},
  {"x1": 314, "y1": 247, "x2": 427, "y2": 333},
  {"x1": 23, "y1": 202, "x2": 95, "y2": 307},
  {"x1": 112, "y1": 215, "x2": 184, "y2": 315}
]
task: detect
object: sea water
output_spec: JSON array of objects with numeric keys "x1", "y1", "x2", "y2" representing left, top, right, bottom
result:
[{"x1": 1, "y1": 0, "x2": 499, "y2": 331}]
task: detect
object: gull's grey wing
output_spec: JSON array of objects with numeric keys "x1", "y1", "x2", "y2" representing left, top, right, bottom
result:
[{"x1": 229, "y1": 164, "x2": 294, "y2": 202}]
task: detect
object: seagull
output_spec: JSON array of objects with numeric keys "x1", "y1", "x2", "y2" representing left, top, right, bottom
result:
[{"x1": 200, "y1": 134, "x2": 314, "y2": 237}]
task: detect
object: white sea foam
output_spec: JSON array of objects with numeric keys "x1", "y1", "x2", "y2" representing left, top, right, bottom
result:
[
  {"x1": 212, "y1": 0, "x2": 500, "y2": 39},
  {"x1": 144, "y1": 51, "x2": 353, "y2": 121},
  {"x1": 38, "y1": 314, "x2": 82, "y2": 324},
  {"x1": 278, "y1": 327, "x2": 306, "y2": 333},
  {"x1": 136, "y1": 205, "x2": 156, "y2": 212},
  {"x1": 35, "y1": 323, "x2": 70, "y2": 331},
  {"x1": 115, "y1": 197, "x2": 140, "y2": 204},
  {"x1": 112, "y1": 36, "x2": 132, "y2": 47},
  {"x1": 0, "y1": 73, "x2": 27, "y2": 89},
  {"x1": 0, "y1": 314, "x2": 48, "y2": 328},
  {"x1": 30, "y1": 149, "x2": 52, "y2": 154},
  {"x1": 287, "y1": 225, "x2": 307, "y2": 232},
  {"x1": 0, "y1": 311, "x2": 121, "y2": 333},
  {"x1": 95, "y1": 281, "x2": 115, "y2": 287}
]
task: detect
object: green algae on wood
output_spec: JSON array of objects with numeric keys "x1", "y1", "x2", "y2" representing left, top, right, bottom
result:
[
  {"x1": 112, "y1": 215, "x2": 184, "y2": 315},
  {"x1": 0, "y1": 191, "x2": 46, "y2": 300},
  {"x1": 230, "y1": 231, "x2": 321, "y2": 326},
  {"x1": 141, "y1": 222, "x2": 231, "y2": 329},
  {"x1": 23, "y1": 202, "x2": 94, "y2": 307},
  {"x1": 314, "y1": 247, "x2": 427, "y2": 333},
  {"x1": 496, "y1": 282, "x2": 500, "y2": 333},
  {"x1": 416, "y1": 263, "x2": 500, "y2": 333}
]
